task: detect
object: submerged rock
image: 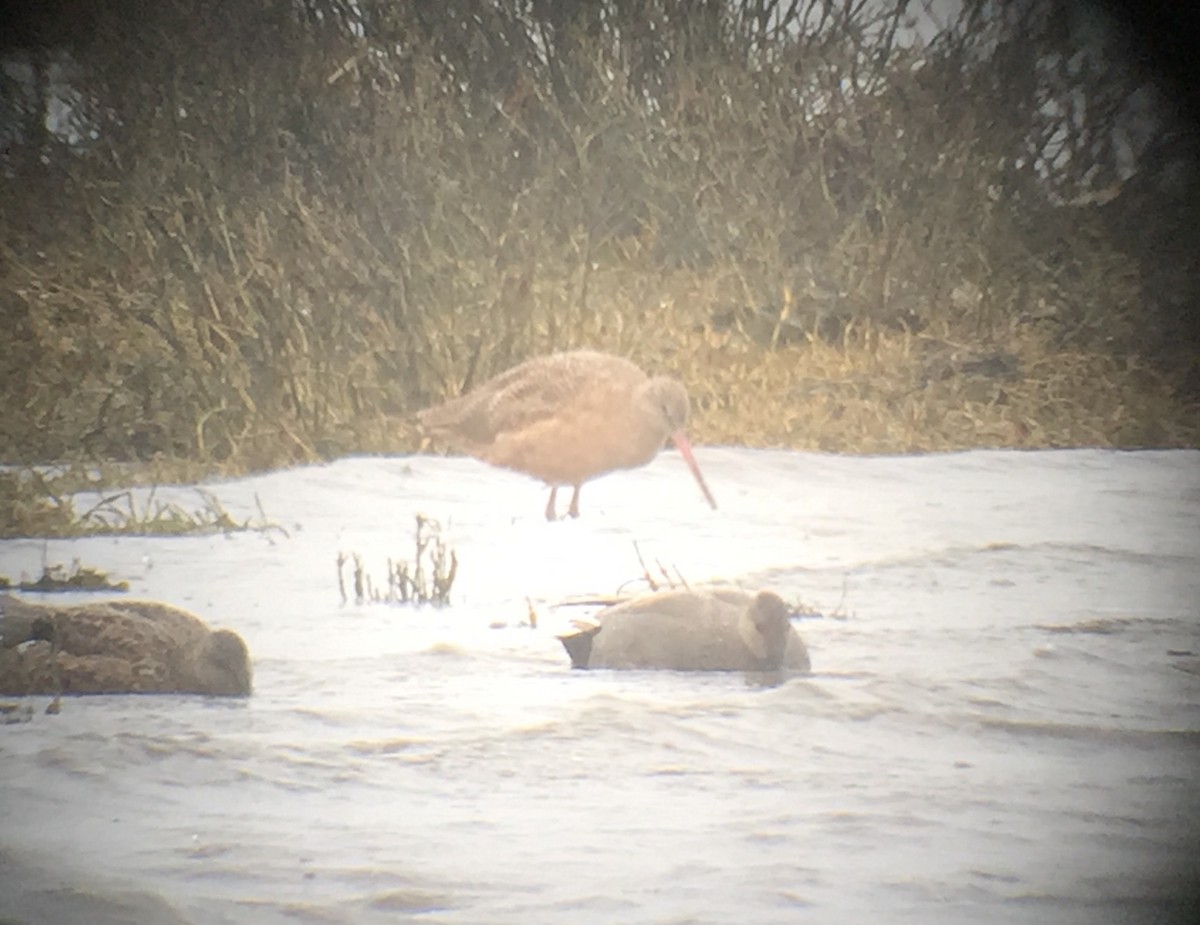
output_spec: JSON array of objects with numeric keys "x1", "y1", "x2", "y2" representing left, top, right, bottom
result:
[
  {"x1": 0, "y1": 595, "x2": 252, "y2": 696},
  {"x1": 559, "y1": 588, "x2": 811, "y2": 672}
]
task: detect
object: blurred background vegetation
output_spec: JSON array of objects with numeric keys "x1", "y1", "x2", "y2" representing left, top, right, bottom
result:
[{"x1": 1, "y1": 0, "x2": 1197, "y2": 472}]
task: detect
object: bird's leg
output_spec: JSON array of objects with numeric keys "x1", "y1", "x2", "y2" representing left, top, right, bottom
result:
[
  {"x1": 567, "y1": 484, "x2": 582, "y2": 519},
  {"x1": 545, "y1": 486, "x2": 559, "y2": 522}
]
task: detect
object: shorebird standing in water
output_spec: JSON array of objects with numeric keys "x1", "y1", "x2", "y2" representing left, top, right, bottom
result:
[{"x1": 417, "y1": 349, "x2": 717, "y2": 520}]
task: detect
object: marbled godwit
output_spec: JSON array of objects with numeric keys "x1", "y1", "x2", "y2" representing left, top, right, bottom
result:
[
  {"x1": 0, "y1": 595, "x2": 252, "y2": 696},
  {"x1": 558, "y1": 588, "x2": 811, "y2": 671},
  {"x1": 417, "y1": 349, "x2": 717, "y2": 520}
]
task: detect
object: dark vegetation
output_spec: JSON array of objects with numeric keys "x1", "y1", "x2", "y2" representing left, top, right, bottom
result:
[
  {"x1": 0, "y1": 468, "x2": 282, "y2": 538},
  {"x1": 1, "y1": 0, "x2": 1197, "y2": 475},
  {"x1": 0, "y1": 559, "x2": 128, "y2": 592}
]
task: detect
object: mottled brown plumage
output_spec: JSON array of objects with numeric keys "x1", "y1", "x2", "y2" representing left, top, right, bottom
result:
[
  {"x1": 418, "y1": 350, "x2": 717, "y2": 520},
  {"x1": 0, "y1": 595, "x2": 251, "y2": 696},
  {"x1": 559, "y1": 588, "x2": 811, "y2": 672}
]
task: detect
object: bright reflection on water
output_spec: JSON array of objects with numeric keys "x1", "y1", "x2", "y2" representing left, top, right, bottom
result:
[{"x1": 1, "y1": 448, "x2": 1198, "y2": 924}]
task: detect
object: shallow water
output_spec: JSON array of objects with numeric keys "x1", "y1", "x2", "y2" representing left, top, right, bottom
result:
[{"x1": 1, "y1": 448, "x2": 1199, "y2": 924}]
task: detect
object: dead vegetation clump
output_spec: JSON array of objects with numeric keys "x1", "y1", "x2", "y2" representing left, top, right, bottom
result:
[
  {"x1": 1, "y1": 1, "x2": 1197, "y2": 470},
  {"x1": 0, "y1": 469, "x2": 282, "y2": 538},
  {"x1": 1, "y1": 559, "x2": 129, "y2": 593},
  {"x1": 337, "y1": 515, "x2": 458, "y2": 606},
  {"x1": 544, "y1": 541, "x2": 832, "y2": 628}
]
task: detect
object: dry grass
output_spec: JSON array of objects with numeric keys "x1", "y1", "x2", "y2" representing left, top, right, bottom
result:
[
  {"x1": 2, "y1": 1, "x2": 1196, "y2": 475},
  {"x1": 679, "y1": 325, "x2": 1199, "y2": 453},
  {"x1": 400, "y1": 266, "x2": 1198, "y2": 457},
  {"x1": 0, "y1": 469, "x2": 283, "y2": 538}
]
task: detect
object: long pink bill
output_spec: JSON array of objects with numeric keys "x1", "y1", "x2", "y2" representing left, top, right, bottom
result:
[{"x1": 670, "y1": 431, "x2": 718, "y2": 510}]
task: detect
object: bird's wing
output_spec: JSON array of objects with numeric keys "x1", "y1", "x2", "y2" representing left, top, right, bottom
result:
[
  {"x1": 482, "y1": 364, "x2": 591, "y2": 435},
  {"x1": 422, "y1": 355, "x2": 599, "y2": 445}
]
